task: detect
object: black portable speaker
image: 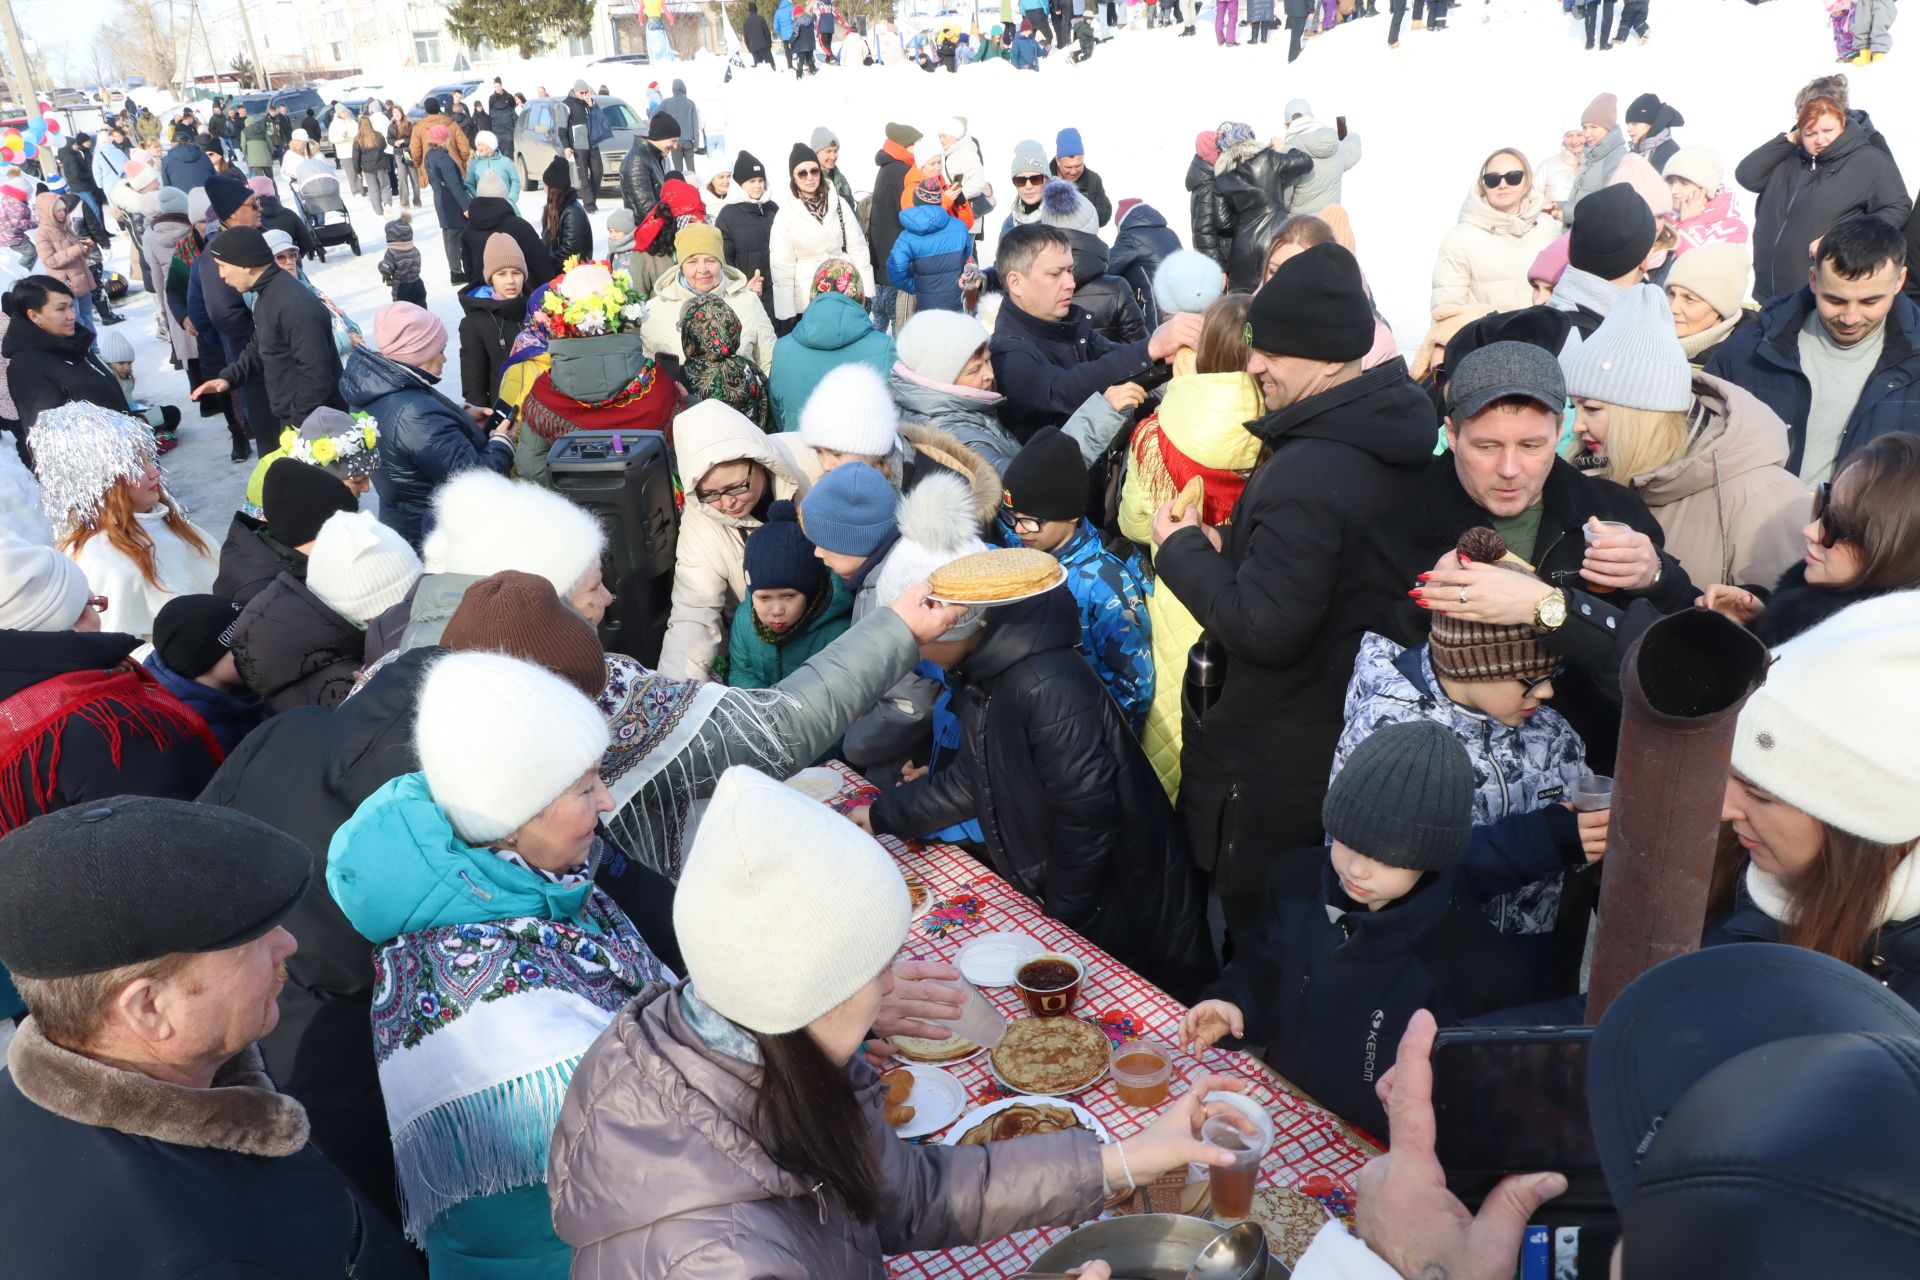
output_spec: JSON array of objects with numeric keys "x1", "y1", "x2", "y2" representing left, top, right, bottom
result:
[{"x1": 547, "y1": 430, "x2": 678, "y2": 665}]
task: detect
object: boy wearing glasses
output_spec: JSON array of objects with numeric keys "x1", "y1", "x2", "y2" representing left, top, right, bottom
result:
[{"x1": 1338, "y1": 526, "x2": 1604, "y2": 948}]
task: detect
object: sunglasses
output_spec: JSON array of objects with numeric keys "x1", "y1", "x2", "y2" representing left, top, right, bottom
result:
[
  {"x1": 1812, "y1": 481, "x2": 1860, "y2": 547},
  {"x1": 1013, "y1": 173, "x2": 1047, "y2": 187},
  {"x1": 794, "y1": 165, "x2": 821, "y2": 178},
  {"x1": 1481, "y1": 170, "x2": 1527, "y2": 189}
]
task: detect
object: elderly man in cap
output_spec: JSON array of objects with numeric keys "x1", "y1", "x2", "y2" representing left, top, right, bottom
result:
[
  {"x1": 0, "y1": 799, "x2": 421, "y2": 1277},
  {"x1": 1148, "y1": 241, "x2": 1433, "y2": 934}
]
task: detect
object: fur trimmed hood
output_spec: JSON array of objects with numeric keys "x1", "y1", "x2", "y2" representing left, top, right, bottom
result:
[
  {"x1": 6, "y1": 1017, "x2": 310, "y2": 1157},
  {"x1": 900, "y1": 420, "x2": 1002, "y2": 525}
]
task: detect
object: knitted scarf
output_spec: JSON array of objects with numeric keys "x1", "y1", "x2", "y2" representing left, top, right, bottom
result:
[
  {"x1": 368, "y1": 878, "x2": 670, "y2": 1242},
  {"x1": 797, "y1": 183, "x2": 831, "y2": 222},
  {"x1": 681, "y1": 296, "x2": 770, "y2": 430},
  {"x1": 1131, "y1": 420, "x2": 1252, "y2": 528},
  {"x1": 750, "y1": 572, "x2": 830, "y2": 646},
  {"x1": 0, "y1": 663, "x2": 224, "y2": 832}
]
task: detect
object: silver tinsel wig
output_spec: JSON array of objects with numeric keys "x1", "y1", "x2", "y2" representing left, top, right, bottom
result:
[{"x1": 28, "y1": 402, "x2": 165, "y2": 539}]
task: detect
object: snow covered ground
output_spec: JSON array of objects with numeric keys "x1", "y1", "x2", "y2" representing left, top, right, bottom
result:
[{"x1": 124, "y1": 0, "x2": 1918, "y2": 521}]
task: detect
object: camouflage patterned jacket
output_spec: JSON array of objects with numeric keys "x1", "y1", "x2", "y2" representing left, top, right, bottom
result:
[{"x1": 1054, "y1": 520, "x2": 1154, "y2": 735}]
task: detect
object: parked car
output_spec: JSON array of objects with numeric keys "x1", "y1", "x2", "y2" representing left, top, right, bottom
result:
[
  {"x1": 427, "y1": 80, "x2": 484, "y2": 108},
  {"x1": 514, "y1": 94, "x2": 638, "y2": 199},
  {"x1": 587, "y1": 53, "x2": 651, "y2": 66}
]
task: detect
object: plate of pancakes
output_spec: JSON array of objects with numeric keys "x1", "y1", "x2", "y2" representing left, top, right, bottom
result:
[
  {"x1": 926, "y1": 547, "x2": 1067, "y2": 607},
  {"x1": 990, "y1": 1015, "x2": 1113, "y2": 1096},
  {"x1": 941, "y1": 1094, "x2": 1111, "y2": 1146},
  {"x1": 889, "y1": 1028, "x2": 986, "y2": 1067}
]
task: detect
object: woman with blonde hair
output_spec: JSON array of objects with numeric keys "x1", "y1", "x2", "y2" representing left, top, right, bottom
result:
[
  {"x1": 1565, "y1": 284, "x2": 1805, "y2": 591},
  {"x1": 1430, "y1": 147, "x2": 1561, "y2": 314},
  {"x1": 1117, "y1": 293, "x2": 1263, "y2": 799},
  {"x1": 31, "y1": 402, "x2": 216, "y2": 640}
]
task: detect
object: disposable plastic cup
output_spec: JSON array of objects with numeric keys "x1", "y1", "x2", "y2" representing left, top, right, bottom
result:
[
  {"x1": 933, "y1": 978, "x2": 1007, "y2": 1050},
  {"x1": 1572, "y1": 774, "x2": 1613, "y2": 812}
]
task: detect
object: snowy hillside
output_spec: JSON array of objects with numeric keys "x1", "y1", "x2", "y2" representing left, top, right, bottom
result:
[{"x1": 121, "y1": 0, "x2": 1920, "y2": 518}]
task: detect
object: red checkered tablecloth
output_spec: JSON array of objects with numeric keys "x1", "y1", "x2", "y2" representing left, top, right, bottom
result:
[{"x1": 809, "y1": 764, "x2": 1380, "y2": 1277}]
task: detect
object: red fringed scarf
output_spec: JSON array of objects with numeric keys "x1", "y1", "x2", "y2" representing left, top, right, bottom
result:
[
  {"x1": 1132, "y1": 419, "x2": 1251, "y2": 527},
  {"x1": 0, "y1": 663, "x2": 224, "y2": 833}
]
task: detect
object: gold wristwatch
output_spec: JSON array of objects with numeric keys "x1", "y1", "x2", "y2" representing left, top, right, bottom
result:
[{"x1": 1533, "y1": 588, "x2": 1568, "y2": 633}]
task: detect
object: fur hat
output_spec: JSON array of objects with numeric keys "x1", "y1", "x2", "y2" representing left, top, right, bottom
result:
[
  {"x1": 1153, "y1": 249, "x2": 1227, "y2": 317},
  {"x1": 1666, "y1": 243, "x2": 1750, "y2": 323},
  {"x1": 872, "y1": 473, "x2": 991, "y2": 639},
  {"x1": 414, "y1": 653, "x2": 610, "y2": 845},
  {"x1": 675, "y1": 766, "x2": 911, "y2": 1034},
  {"x1": 474, "y1": 129, "x2": 498, "y2": 152},
  {"x1": 799, "y1": 363, "x2": 900, "y2": 458},
  {"x1": 422, "y1": 471, "x2": 607, "y2": 600},
  {"x1": 1561, "y1": 284, "x2": 1694, "y2": 413},
  {"x1": 1038, "y1": 180, "x2": 1098, "y2": 235},
  {"x1": 895, "y1": 309, "x2": 990, "y2": 387},
  {"x1": 306, "y1": 510, "x2": 422, "y2": 625},
  {"x1": 441, "y1": 569, "x2": 607, "y2": 699}
]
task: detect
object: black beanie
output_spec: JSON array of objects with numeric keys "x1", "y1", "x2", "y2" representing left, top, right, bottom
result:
[
  {"x1": 1003, "y1": 427, "x2": 1088, "y2": 522},
  {"x1": 1624, "y1": 92, "x2": 1678, "y2": 126},
  {"x1": 1246, "y1": 242, "x2": 1375, "y2": 362},
  {"x1": 1569, "y1": 184, "x2": 1658, "y2": 280},
  {"x1": 648, "y1": 111, "x2": 681, "y2": 142},
  {"x1": 153, "y1": 594, "x2": 242, "y2": 679},
  {"x1": 541, "y1": 155, "x2": 572, "y2": 192},
  {"x1": 1322, "y1": 721, "x2": 1475, "y2": 873},
  {"x1": 743, "y1": 500, "x2": 827, "y2": 596},
  {"x1": 210, "y1": 225, "x2": 272, "y2": 268},
  {"x1": 733, "y1": 149, "x2": 767, "y2": 183},
  {"x1": 789, "y1": 142, "x2": 819, "y2": 175},
  {"x1": 263, "y1": 456, "x2": 357, "y2": 546}
]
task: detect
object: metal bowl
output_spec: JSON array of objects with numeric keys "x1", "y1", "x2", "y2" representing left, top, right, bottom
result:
[{"x1": 1024, "y1": 1214, "x2": 1289, "y2": 1280}]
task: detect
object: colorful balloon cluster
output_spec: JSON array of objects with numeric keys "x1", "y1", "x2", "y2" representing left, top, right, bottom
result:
[{"x1": 0, "y1": 107, "x2": 62, "y2": 166}]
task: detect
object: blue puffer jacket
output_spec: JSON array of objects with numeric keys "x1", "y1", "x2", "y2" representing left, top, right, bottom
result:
[
  {"x1": 768, "y1": 291, "x2": 897, "y2": 431},
  {"x1": 1703, "y1": 287, "x2": 1920, "y2": 476},
  {"x1": 341, "y1": 347, "x2": 512, "y2": 549},
  {"x1": 1335, "y1": 632, "x2": 1589, "y2": 937},
  {"x1": 161, "y1": 141, "x2": 216, "y2": 193},
  {"x1": 886, "y1": 205, "x2": 973, "y2": 314}
]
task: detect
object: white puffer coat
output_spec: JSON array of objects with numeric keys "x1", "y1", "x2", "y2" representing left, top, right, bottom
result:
[
  {"x1": 767, "y1": 185, "x2": 872, "y2": 321},
  {"x1": 1429, "y1": 173, "x2": 1563, "y2": 315}
]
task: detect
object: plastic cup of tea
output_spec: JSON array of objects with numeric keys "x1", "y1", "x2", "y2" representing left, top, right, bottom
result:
[
  {"x1": 1198, "y1": 1089, "x2": 1274, "y2": 1223},
  {"x1": 1583, "y1": 519, "x2": 1633, "y2": 545},
  {"x1": 1572, "y1": 774, "x2": 1613, "y2": 812},
  {"x1": 1111, "y1": 1040, "x2": 1174, "y2": 1109},
  {"x1": 1015, "y1": 952, "x2": 1086, "y2": 1018},
  {"x1": 932, "y1": 977, "x2": 1007, "y2": 1050}
]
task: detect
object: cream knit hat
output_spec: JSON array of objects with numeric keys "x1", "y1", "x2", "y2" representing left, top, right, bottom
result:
[
  {"x1": 307, "y1": 511, "x2": 422, "y2": 625},
  {"x1": 1667, "y1": 243, "x2": 1750, "y2": 323},
  {"x1": 1731, "y1": 591, "x2": 1920, "y2": 845},
  {"x1": 1663, "y1": 145, "x2": 1724, "y2": 195},
  {"x1": 1560, "y1": 284, "x2": 1694, "y2": 413},
  {"x1": 674, "y1": 766, "x2": 911, "y2": 1034},
  {"x1": 415, "y1": 652, "x2": 610, "y2": 844},
  {"x1": 799, "y1": 363, "x2": 902, "y2": 459}
]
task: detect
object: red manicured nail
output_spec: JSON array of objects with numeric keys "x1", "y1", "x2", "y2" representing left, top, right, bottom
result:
[
  {"x1": 1458, "y1": 554, "x2": 1472, "y2": 564},
  {"x1": 1408, "y1": 589, "x2": 1424, "y2": 599},
  {"x1": 1416, "y1": 573, "x2": 1431, "y2": 581},
  {"x1": 1415, "y1": 600, "x2": 1431, "y2": 609}
]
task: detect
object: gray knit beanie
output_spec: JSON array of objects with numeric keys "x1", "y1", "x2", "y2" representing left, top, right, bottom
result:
[
  {"x1": 1323, "y1": 721, "x2": 1475, "y2": 873},
  {"x1": 1561, "y1": 284, "x2": 1694, "y2": 412},
  {"x1": 1010, "y1": 138, "x2": 1048, "y2": 179}
]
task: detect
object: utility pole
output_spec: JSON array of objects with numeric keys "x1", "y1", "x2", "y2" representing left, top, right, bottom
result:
[
  {"x1": 0, "y1": 0, "x2": 43, "y2": 123},
  {"x1": 233, "y1": 0, "x2": 270, "y2": 89}
]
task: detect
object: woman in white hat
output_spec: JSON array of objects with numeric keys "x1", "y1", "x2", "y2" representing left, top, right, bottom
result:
[{"x1": 549, "y1": 765, "x2": 1252, "y2": 1276}]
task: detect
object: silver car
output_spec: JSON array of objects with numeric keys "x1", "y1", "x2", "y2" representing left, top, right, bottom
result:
[{"x1": 515, "y1": 95, "x2": 638, "y2": 198}]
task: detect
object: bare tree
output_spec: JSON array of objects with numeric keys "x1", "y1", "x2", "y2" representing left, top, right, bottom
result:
[{"x1": 101, "y1": 0, "x2": 180, "y2": 88}]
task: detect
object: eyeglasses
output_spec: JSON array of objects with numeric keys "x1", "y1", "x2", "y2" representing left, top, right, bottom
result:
[
  {"x1": 697, "y1": 477, "x2": 755, "y2": 504},
  {"x1": 1812, "y1": 481, "x2": 1860, "y2": 547},
  {"x1": 1004, "y1": 510, "x2": 1045, "y2": 535},
  {"x1": 1521, "y1": 664, "x2": 1565, "y2": 699},
  {"x1": 1012, "y1": 173, "x2": 1047, "y2": 187},
  {"x1": 1481, "y1": 170, "x2": 1527, "y2": 189},
  {"x1": 794, "y1": 165, "x2": 821, "y2": 178}
]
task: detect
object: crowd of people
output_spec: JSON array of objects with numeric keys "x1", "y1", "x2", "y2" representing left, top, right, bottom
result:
[{"x1": 4, "y1": 29, "x2": 1920, "y2": 1280}]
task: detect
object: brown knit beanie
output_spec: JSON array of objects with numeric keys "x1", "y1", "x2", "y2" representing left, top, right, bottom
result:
[
  {"x1": 481, "y1": 232, "x2": 528, "y2": 284},
  {"x1": 441, "y1": 569, "x2": 607, "y2": 698},
  {"x1": 1427, "y1": 529, "x2": 1561, "y2": 684}
]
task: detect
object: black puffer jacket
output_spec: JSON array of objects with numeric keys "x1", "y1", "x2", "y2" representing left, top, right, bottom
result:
[
  {"x1": 544, "y1": 197, "x2": 594, "y2": 268},
  {"x1": 869, "y1": 141, "x2": 916, "y2": 283},
  {"x1": 1186, "y1": 149, "x2": 1228, "y2": 269},
  {"x1": 230, "y1": 571, "x2": 366, "y2": 713},
  {"x1": 620, "y1": 141, "x2": 668, "y2": 221},
  {"x1": 871, "y1": 589, "x2": 1216, "y2": 1002},
  {"x1": 1749, "y1": 560, "x2": 1885, "y2": 649},
  {"x1": 1737, "y1": 109, "x2": 1913, "y2": 303},
  {"x1": 216, "y1": 263, "x2": 346, "y2": 430},
  {"x1": 462, "y1": 195, "x2": 555, "y2": 287},
  {"x1": 1108, "y1": 203, "x2": 1183, "y2": 331},
  {"x1": 1155, "y1": 361, "x2": 1435, "y2": 922},
  {"x1": 1211, "y1": 141, "x2": 1314, "y2": 291},
  {"x1": 212, "y1": 511, "x2": 308, "y2": 603},
  {"x1": 455, "y1": 284, "x2": 529, "y2": 408},
  {"x1": 1061, "y1": 228, "x2": 1146, "y2": 347},
  {"x1": 717, "y1": 196, "x2": 779, "y2": 320},
  {"x1": 2, "y1": 318, "x2": 130, "y2": 429}
]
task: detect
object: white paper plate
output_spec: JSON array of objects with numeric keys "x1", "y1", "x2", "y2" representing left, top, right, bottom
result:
[
  {"x1": 926, "y1": 563, "x2": 1067, "y2": 608},
  {"x1": 888, "y1": 1032, "x2": 987, "y2": 1067},
  {"x1": 940, "y1": 1093, "x2": 1111, "y2": 1146},
  {"x1": 957, "y1": 930, "x2": 1046, "y2": 987},
  {"x1": 783, "y1": 766, "x2": 845, "y2": 802},
  {"x1": 888, "y1": 1064, "x2": 967, "y2": 1139}
]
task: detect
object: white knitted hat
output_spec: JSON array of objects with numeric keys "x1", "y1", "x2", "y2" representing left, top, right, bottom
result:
[
  {"x1": 913, "y1": 135, "x2": 943, "y2": 167},
  {"x1": 1663, "y1": 145, "x2": 1724, "y2": 194},
  {"x1": 1731, "y1": 592, "x2": 1920, "y2": 844},
  {"x1": 1560, "y1": 284, "x2": 1694, "y2": 412},
  {"x1": 306, "y1": 511, "x2": 422, "y2": 625},
  {"x1": 421, "y1": 471, "x2": 607, "y2": 599},
  {"x1": 415, "y1": 652, "x2": 610, "y2": 844},
  {"x1": 895, "y1": 309, "x2": 989, "y2": 388},
  {"x1": 675, "y1": 766, "x2": 911, "y2": 1034},
  {"x1": 1667, "y1": 243, "x2": 1750, "y2": 323},
  {"x1": 798, "y1": 363, "x2": 902, "y2": 458},
  {"x1": 872, "y1": 473, "x2": 989, "y2": 640},
  {"x1": 94, "y1": 326, "x2": 135, "y2": 366},
  {"x1": 0, "y1": 537, "x2": 90, "y2": 632}
]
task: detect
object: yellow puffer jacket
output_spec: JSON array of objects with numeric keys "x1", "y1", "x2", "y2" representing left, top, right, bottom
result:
[{"x1": 1116, "y1": 368, "x2": 1264, "y2": 800}]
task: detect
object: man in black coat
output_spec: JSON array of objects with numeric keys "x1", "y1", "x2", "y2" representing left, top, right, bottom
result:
[
  {"x1": 1107, "y1": 200, "x2": 1182, "y2": 331},
  {"x1": 462, "y1": 185, "x2": 555, "y2": 286},
  {"x1": 988, "y1": 223, "x2": 1196, "y2": 442},
  {"x1": 620, "y1": 109, "x2": 678, "y2": 221},
  {"x1": 1152, "y1": 243, "x2": 1435, "y2": 932},
  {"x1": 868, "y1": 123, "x2": 921, "y2": 301},
  {"x1": 1050, "y1": 127, "x2": 1111, "y2": 227},
  {"x1": 186, "y1": 176, "x2": 276, "y2": 457},
  {"x1": 486, "y1": 77, "x2": 517, "y2": 157},
  {"x1": 0, "y1": 800, "x2": 421, "y2": 1279},
  {"x1": 866, "y1": 587, "x2": 1215, "y2": 1002},
  {"x1": 743, "y1": 1, "x2": 776, "y2": 67},
  {"x1": 191, "y1": 227, "x2": 346, "y2": 438}
]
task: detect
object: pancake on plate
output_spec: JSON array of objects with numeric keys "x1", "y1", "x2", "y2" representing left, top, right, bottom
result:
[
  {"x1": 991, "y1": 1016, "x2": 1110, "y2": 1094},
  {"x1": 890, "y1": 1031, "x2": 979, "y2": 1064},
  {"x1": 955, "y1": 1102, "x2": 1087, "y2": 1145},
  {"x1": 928, "y1": 547, "x2": 1064, "y2": 604}
]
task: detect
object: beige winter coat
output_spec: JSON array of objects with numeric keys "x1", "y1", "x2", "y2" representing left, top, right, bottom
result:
[
  {"x1": 658, "y1": 401, "x2": 819, "y2": 680},
  {"x1": 1626, "y1": 373, "x2": 1810, "y2": 591},
  {"x1": 31, "y1": 192, "x2": 95, "y2": 298},
  {"x1": 548, "y1": 982, "x2": 1107, "y2": 1279},
  {"x1": 1429, "y1": 177, "x2": 1562, "y2": 316},
  {"x1": 639, "y1": 265, "x2": 778, "y2": 372}
]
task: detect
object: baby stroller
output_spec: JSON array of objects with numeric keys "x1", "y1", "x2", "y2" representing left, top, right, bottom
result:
[{"x1": 293, "y1": 169, "x2": 361, "y2": 259}]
